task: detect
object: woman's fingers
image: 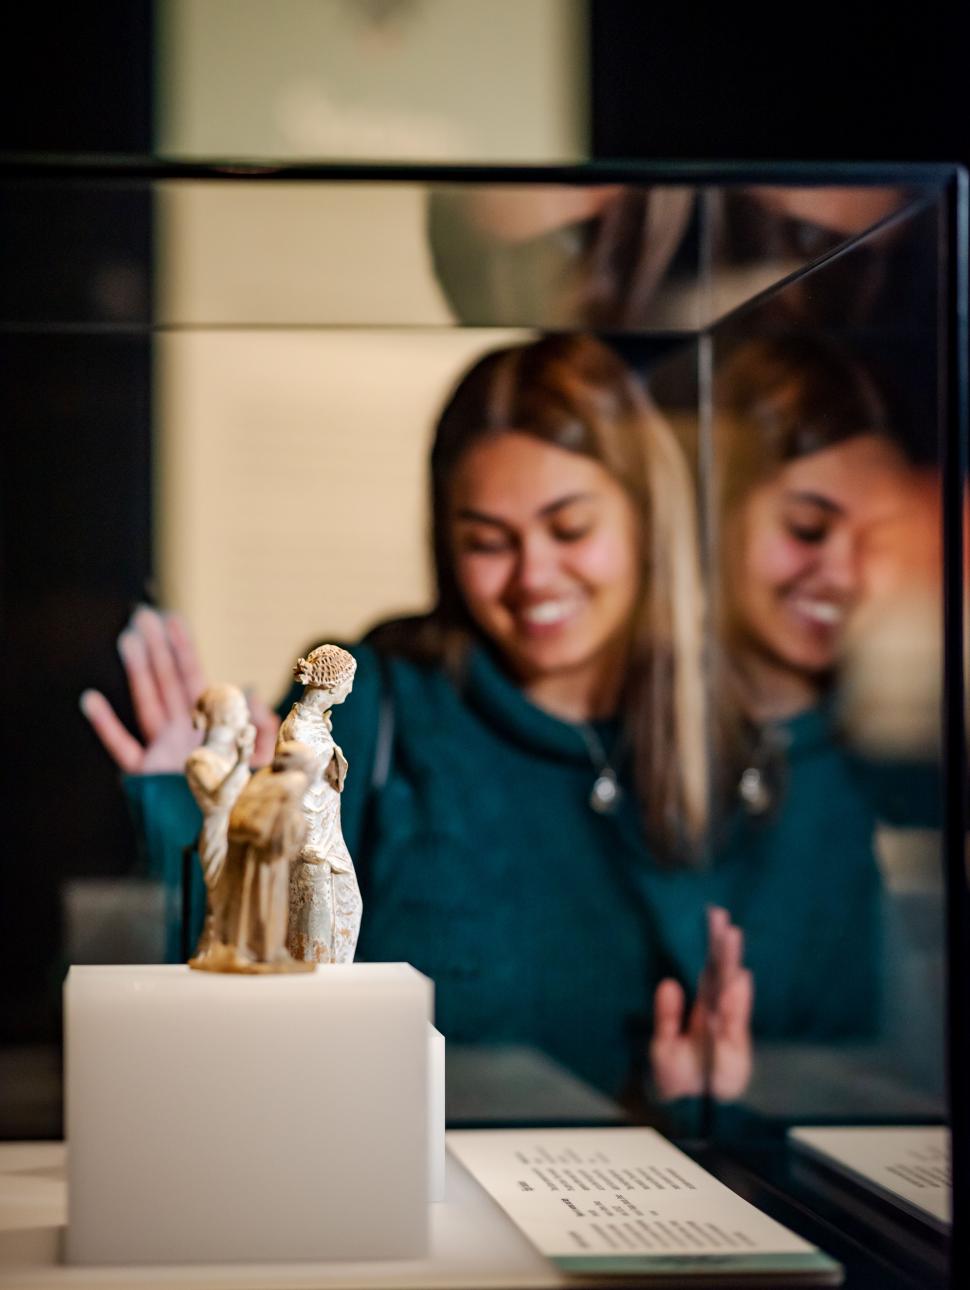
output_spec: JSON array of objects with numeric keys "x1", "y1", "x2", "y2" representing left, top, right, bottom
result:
[
  {"x1": 706, "y1": 906, "x2": 744, "y2": 1000},
  {"x1": 651, "y1": 978, "x2": 703, "y2": 1101},
  {"x1": 718, "y1": 925, "x2": 744, "y2": 988},
  {"x1": 697, "y1": 905, "x2": 728, "y2": 1011},
  {"x1": 165, "y1": 611, "x2": 207, "y2": 704},
  {"x1": 652, "y1": 977, "x2": 686, "y2": 1041},
  {"x1": 140, "y1": 712, "x2": 202, "y2": 773},
  {"x1": 706, "y1": 905, "x2": 730, "y2": 942},
  {"x1": 721, "y1": 969, "x2": 755, "y2": 1047},
  {"x1": 132, "y1": 606, "x2": 193, "y2": 720},
  {"x1": 709, "y1": 969, "x2": 754, "y2": 1102},
  {"x1": 118, "y1": 629, "x2": 166, "y2": 742},
  {"x1": 79, "y1": 689, "x2": 145, "y2": 774},
  {"x1": 89, "y1": 606, "x2": 208, "y2": 776}
]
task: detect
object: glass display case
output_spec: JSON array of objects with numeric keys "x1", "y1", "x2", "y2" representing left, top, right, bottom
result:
[{"x1": 0, "y1": 156, "x2": 966, "y2": 1288}]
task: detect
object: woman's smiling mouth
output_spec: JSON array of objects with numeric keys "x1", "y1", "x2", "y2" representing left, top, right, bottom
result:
[
  {"x1": 514, "y1": 596, "x2": 583, "y2": 633},
  {"x1": 787, "y1": 595, "x2": 847, "y2": 629}
]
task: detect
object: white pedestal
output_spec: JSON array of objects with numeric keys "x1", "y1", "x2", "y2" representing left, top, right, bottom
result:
[
  {"x1": 428, "y1": 1026, "x2": 445, "y2": 1203},
  {"x1": 65, "y1": 963, "x2": 433, "y2": 1265}
]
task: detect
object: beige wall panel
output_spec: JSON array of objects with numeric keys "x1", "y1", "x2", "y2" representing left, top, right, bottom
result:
[
  {"x1": 155, "y1": 181, "x2": 455, "y2": 326},
  {"x1": 156, "y1": 0, "x2": 587, "y2": 162},
  {"x1": 155, "y1": 329, "x2": 529, "y2": 702}
]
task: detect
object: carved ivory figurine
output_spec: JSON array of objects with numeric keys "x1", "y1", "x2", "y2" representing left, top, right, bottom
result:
[
  {"x1": 192, "y1": 740, "x2": 320, "y2": 973},
  {"x1": 278, "y1": 644, "x2": 363, "y2": 964},
  {"x1": 184, "y1": 684, "x2": 255, "y2": 963}
]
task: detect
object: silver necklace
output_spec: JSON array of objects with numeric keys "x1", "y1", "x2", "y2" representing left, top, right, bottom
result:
[
  {"x1": 738, "y1": 723, "x2": 789, "y2": 816},
  {"x1": 738, "y1": 763, "x2": 772, "y2": 814},
  {"x1": 578, "y1": 723, "x2": 626, "y2": 814}
]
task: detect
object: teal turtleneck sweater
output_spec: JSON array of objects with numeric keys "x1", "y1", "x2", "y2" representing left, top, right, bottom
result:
[{"x1": 124, "y1": 637, "x2": 934, "y2": 1099}]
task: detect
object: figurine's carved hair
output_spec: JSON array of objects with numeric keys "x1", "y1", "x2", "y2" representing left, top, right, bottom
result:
[
  {"x1": 192, "y1": 684, "x2": 250, "y2": 732},
  {"x1": 294, "y1": 644, "x2": 357, "y2": 691}
]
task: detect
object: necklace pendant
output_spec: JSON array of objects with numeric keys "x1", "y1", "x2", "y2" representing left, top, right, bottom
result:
[
  {"x1": 739, "y1": 766, "x2": 771, "y2": 814},
  {"x1": 590, "y1": 770, "x2": 621, "y2": 814}
]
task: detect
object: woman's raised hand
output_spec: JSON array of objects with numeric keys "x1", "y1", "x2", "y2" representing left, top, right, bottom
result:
[
  {"x1": 649, "y1": 906, "x2": 754, "y2": 1103},
  {"x1": 80, "y1": 608, "x2": 279, "y2": 774}
]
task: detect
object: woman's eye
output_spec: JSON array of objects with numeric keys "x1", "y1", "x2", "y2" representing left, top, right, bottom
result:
[
  {"x1": 462, "y1": 534, "x2": 513, "y2": 555},
  {"x1": 786, "y1": 521, "x2": 827, "y2": 544},
  {"x1": 553, "y1": 523, "x2": 592, "y2": 543}
]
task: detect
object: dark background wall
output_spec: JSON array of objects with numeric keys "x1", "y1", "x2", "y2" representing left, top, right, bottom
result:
[
  {"x1": 0, "y1": 2, "x2": 154, "y2": 1059},
  {"x1": 589, "y1": 4, "x2": 964, "y2": 167},
  {"x1": 1, "y1": 3, "x2": 153, "y2": 153}
]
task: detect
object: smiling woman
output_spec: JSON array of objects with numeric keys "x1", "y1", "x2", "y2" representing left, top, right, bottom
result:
[
  {"x1": 421, "y1": 335, "x2": 708, "y2": 853},
  {"x1": 449, "y1": 433, "x2": 640, "y2": 717},
  {"x1": 714, "y1": 334, "x2": 912, "y2": 729},
  {"x1": 730, "y1": 434, "x2": 910, "y2": 697}
]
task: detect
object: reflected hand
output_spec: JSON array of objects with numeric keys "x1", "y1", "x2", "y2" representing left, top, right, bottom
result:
[
  {"x1": 649, "y1": 906, "x2": 753, "y2": 1103},
  {"x1": 80, "y1": 607, "x2": 279, "y2": 774}
]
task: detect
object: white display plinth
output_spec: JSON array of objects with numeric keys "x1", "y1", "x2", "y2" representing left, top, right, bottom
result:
[
  {"x1": 65, "y1": 963, "x2": 433, "y2": 1265},
  {"x1": 428, "y1": 1026, "x2": 445, "y2": 1203}
]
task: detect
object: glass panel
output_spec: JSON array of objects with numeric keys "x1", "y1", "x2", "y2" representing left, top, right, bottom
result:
[
  {"x1": 705, "y1": 184, "x2": 914, "y2": 326},
  {"x1": 703, "y1": 202, "x2": 947, "y2": 1136},
  {"x1": 1, "y1": 174, "x2": 937, "y2": 333},
  {"x1": 153, "y1": 179, "x2": 707, "y2": 332},
  {"x1": 0, "y1": 162, "x2": 958, "y2": 1212},
  {"x1": 154, "y1": 179, "x2": 928, "y2": 332}
]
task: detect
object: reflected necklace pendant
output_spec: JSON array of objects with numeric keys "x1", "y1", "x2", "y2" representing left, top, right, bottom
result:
[{"x1": 578, "y1": 724, "x2": 626, "y2": 815}]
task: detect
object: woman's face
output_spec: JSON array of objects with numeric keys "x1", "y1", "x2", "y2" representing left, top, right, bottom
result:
[
  {"x1": 449, "y1": 432, "x2": 640, "y2": 686},
  {"x1": 730, "y1": 434, "x2": 910, "y2": 677}
]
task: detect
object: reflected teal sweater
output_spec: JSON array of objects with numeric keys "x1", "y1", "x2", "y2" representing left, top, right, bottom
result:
[{"x1": 125, "y1": 639, "x2": 929, "y2": 1098}]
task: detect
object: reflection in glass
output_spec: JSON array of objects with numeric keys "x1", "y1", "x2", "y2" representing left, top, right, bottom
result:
[
  {"x1": 700, "y1": 322, "x2": 945, "y2": 1125},
  {"x1": 431, "y1": 182, "x2": 917, "y2": 332},
  {"x1": 706, "y1": 185, "x2": 910, "y2": 323},
  {"x1": 429, "y1": 184, "x2": 697, "y2": 329},
  {"x1": 0, "y1": 176, "x2": 927, "y2": 335},
  {"x1": 1, "y1": 166, "x2": 958, "y2": 1190}
]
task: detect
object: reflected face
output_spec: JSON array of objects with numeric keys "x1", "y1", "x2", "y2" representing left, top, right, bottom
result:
[
  {"x1": 751, "y1": 186, "x2": 904, "y2": 237},
  {"x1": 730, "y1": 435, "x2": 910, "y2": 675},
  {"x1": 449, "y1": 432, "x2": 640, "y2": 684}
]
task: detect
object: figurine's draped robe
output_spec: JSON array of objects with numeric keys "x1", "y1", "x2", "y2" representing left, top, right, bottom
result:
[
  {"x1": 185, "y1": 746, "x2": 251, "y2": 956},
  {"x1": 215, "y1": 765, "x2": 310, "y2": 964},
  {"x1": 278, "y1": 701, "x2": 362, "y2": 963}
]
